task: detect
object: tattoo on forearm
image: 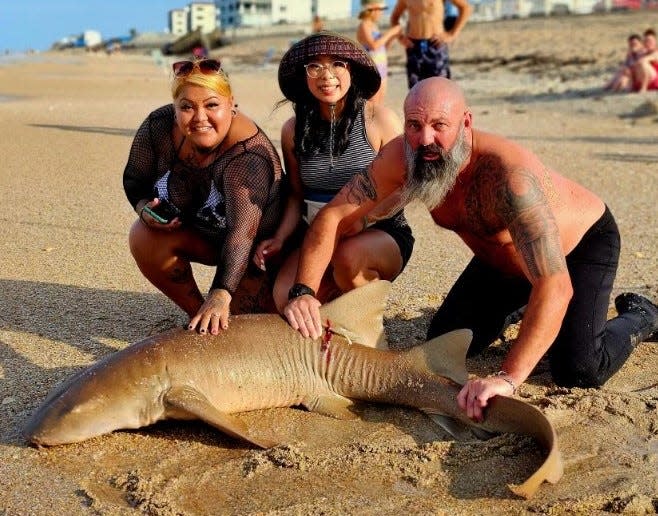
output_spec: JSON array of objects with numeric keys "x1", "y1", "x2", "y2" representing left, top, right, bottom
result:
[
  {"x1": 501, "y1": 169, "x2": 566, "y2": 279},
  {"x1": 344, "y1": 165, "x2": 377, "y2": 205},
  {"x1": 170, "y1": 264, "x2": 193, "y2": 284}
]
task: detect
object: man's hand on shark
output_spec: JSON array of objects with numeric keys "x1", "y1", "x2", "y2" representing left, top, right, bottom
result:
[
  {"x1": 284, "y1": 294, "x2": 323, "y2": 339},
  {"x1": 457, "y1": 376, "x2": 516, "y2": 422}
]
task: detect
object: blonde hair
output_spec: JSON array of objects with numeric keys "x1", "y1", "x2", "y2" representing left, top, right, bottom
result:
[
  {"x1": 171, "y1": 69, "x2": 232, "y2": 100},
  {"x1": 358, "y1": 1, "x2": 385, "y2": 19}
]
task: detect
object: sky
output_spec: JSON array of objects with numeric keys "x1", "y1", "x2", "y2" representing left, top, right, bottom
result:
[
  {"x1": 1, "y1": 1, "x2": 184, "y2": 52},
  {"x1": 1, "y1": 1, "x2": 401, "y2": 54}
]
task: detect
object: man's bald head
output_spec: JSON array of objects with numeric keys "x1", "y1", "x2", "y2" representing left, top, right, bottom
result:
[{"x1": 404, "y1": 77, "x2": 467, "y2": 119}]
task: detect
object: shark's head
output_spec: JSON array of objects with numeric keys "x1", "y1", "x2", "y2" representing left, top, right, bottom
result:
[{"x1": 24, "y1": 362, "x2": 155, "y2": 446}]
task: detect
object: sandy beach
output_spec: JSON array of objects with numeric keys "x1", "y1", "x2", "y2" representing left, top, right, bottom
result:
[{"x1": 1, "y1": 10, "x2": 657, "y2": 515}]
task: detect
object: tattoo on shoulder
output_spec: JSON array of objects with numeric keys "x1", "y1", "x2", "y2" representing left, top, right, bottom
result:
[
  {"x1": 345, "y1": 165, "x2": 377, "y2": 205},
  {"x1": 466, "y1": 160, "x2": 566, "y2": 279},
  {"x1": 501, "y1": 168, "x2": 566, "y2": 279}
]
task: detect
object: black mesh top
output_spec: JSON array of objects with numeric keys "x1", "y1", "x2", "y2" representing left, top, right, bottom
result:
[{"x1": 123, "y1": 104, "x2": 284, "y2": 294}]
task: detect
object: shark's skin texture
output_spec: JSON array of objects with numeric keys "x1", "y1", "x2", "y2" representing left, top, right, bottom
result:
[{"x1": 24, "y1": 281, "x2": 562, "y2": 498}]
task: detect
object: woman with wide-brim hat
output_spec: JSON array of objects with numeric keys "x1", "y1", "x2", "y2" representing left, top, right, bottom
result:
[{"x1": 253, "y1": 31, "x2": 415, "y2": 319}]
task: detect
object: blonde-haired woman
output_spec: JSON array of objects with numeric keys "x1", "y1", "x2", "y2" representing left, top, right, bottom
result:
[
  {"x1": 123, "y1": 58, "x2": 284, "y2": 335},
  {"x1": 356, "y1": 0, "x2": 401, "y2": 104}
]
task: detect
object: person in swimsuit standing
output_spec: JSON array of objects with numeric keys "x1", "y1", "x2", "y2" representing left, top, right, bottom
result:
[
  {"x1": 356, "y1": 0, "x2": 402, "y2": 104},
  {"x1": 391, "y1": 0, "x2": 472, "y2": 88}
]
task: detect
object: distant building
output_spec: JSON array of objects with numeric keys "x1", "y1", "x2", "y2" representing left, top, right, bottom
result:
[
  {"x1": 169, "y1": 2, "x2": 217, "y2": 35},
  {"x1": 215, "y1": 0, "x2": 351, "y2": 29},
  {"x1": 170, "y1": 9, "x2": 188, "y2": 36},
  {"x1": 272, "y1": 0, "x2": 313, "y2": 25},
  {"x1": 314, "y1": 0, "x2": 352, "y2": 20}
]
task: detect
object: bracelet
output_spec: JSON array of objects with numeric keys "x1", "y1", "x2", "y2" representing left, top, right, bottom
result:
[{"x1": 489, "y1": 370, "x2": 517, "y2": 394}]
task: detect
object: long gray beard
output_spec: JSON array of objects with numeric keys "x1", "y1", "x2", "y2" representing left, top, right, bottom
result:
[{"x1": 401, "y1": 125, "x2": 470, "y2": 210}]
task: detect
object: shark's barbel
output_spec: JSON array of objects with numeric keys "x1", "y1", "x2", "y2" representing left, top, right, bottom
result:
[{"x1": 24, "y1": 281, "x2": 562, "y2": 498}]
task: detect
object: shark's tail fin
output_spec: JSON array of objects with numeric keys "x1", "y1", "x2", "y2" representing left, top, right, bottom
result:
[
  {"x1": 404, "y1": 329, "x2": 563, "y2": 499},
  {"x1": 484, "y1": 396, "x2": 564, "y2": 498}
]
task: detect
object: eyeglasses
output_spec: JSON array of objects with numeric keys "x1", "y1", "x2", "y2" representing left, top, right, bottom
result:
[
  {"x1": 172, "y1": 59, "x2": 222, "y2": 77},
  {"x1": 304, "y1": 60, "x2": 349, "y2": 79}
]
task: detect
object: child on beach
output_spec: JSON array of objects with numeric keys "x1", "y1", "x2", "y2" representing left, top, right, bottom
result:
[
  {"x1": 356, "y1": 0, "x2": 402, "y2": 104},
  {"x1": 630, "y1": 28, "x2": 658, "y2": 93},
  {"x1": 604, "y1": 33, "x2": 645, "y2": 92}
]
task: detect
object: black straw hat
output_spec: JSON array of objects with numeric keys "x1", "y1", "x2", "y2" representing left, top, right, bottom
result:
[{"x1": 278, "y1": 31, "x2": 381, "y2": 103}]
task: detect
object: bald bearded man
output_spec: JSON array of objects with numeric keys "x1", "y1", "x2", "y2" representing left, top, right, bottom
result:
[{"x1": 283, "y1": 77, "x2": 658, "y2": 422}]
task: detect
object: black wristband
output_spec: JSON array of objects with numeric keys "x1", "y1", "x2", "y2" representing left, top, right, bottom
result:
[{"x1": 288, "y1": 283, "x2": 316, "y2": 300}]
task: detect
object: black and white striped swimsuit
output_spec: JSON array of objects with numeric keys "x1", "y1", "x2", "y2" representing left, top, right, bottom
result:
[
  {"x1": 297, "y1": 106, "x2": 415, "y2": 268},
  {"x1": 299, "y1": 106, "x2": 376, "y2": 203}
]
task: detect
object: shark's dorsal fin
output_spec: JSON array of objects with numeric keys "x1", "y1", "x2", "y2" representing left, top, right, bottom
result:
[
  {"x1": 319, "y1": 280, "x2": 391, "y2": 349},
  {"x1": 405, "y1": 329, "x2": 472, "y2": 385}
]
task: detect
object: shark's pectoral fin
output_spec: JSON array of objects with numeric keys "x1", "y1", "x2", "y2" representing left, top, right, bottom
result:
[
  {"x1": 301, "y1": 394, "x2": 358, "y2": 420},
  {"x1": 164, "y1": 386, "x2": 279, "y2": 449},
  {"x1": 421, "y1": 408, "x2": 496, "y2": 441}
]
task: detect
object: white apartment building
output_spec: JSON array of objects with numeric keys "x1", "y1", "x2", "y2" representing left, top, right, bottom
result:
[
  {"x1": 169, "y1": 2, "x2": 218, "y2": 35},
  {"x1": 215, "y1": 0, "x2": 351, "y2": 29},
  {"x1": 314, "y1": 0, "x2": 351, "y2": 20},
  {"x1": 271, "y1": 0, "x2": 313, "y2": 24},
  {"x1": 169, "y1": 9, "x2": 188, "y2": 36}
]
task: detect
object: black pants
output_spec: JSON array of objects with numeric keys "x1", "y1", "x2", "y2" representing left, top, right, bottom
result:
[{"x1": 427, "y1": 206, "x2": 635, "y2": 387}]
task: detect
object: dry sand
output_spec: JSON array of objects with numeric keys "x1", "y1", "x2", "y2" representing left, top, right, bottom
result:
[{"x1": 1, "y1": 10, "x2": 657, "y2": 515}]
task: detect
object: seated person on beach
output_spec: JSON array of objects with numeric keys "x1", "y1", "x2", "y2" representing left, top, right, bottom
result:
[
  {"x1": 252, "y1": 32, "x2": 414, "y2": 313},
  {"x1": 356, "y1": 0, "x2": 402, "y2": 104},
  {"x1": 283, "y1": 77, "x2": 658, "y2": 421},
  {"x1": 123, "y1": 58, "x2": 284, "y2": 335},
  {"x1": 604, "y1": 33, "x2": 645, "y2": 92},
  {"x1": 630, "y1": 28, "x2": 658, "y2": 93},
  {"x1": 390, "y1": 0, "x2": 472, "y2": 88}
]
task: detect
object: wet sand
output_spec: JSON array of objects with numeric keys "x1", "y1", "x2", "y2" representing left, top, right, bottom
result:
[{"x1": 1, "y1": 10, "x2": 657, "y2": 515}]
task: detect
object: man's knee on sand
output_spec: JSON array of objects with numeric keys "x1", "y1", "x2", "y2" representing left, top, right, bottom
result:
[{"x1": 550, "y1": 359, "x2": 609, "y2": 388}]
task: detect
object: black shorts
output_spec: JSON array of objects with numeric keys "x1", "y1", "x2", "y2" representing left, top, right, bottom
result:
[
  {"x1": 370, "y1": 211, "x2": 415, "y2": 271},
  {"x1": 289, "y1": 210, "x2": 415, "y2": 275},
  {"x1": 406, "y1": 39, "x2": 451, "y2": 88}
]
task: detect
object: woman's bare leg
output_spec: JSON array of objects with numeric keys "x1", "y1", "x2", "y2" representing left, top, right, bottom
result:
[
  {"x1": 129, "y1": 221, "x2": 214, "y2": 317},
  {"x1": 331, "y1": 229, "x2": 403, "y2": 291}
]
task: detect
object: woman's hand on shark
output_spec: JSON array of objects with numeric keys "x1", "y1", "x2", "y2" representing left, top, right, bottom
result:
[{"x1": 284, "y1": 295, "x2": 323, "y2": 339}]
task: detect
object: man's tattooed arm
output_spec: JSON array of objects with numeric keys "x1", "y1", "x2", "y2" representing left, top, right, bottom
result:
[
  {"x1": 344, "y1": 164, "x2": 378, "y2": 206},
  {"x1": 499, "y1": 168, "x2": 566, "y2": 280}
]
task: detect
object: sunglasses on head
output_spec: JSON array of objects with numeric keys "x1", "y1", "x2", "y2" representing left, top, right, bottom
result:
[{"x1": 172, "y1": 59, "x2": 222, "y2": 77}]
